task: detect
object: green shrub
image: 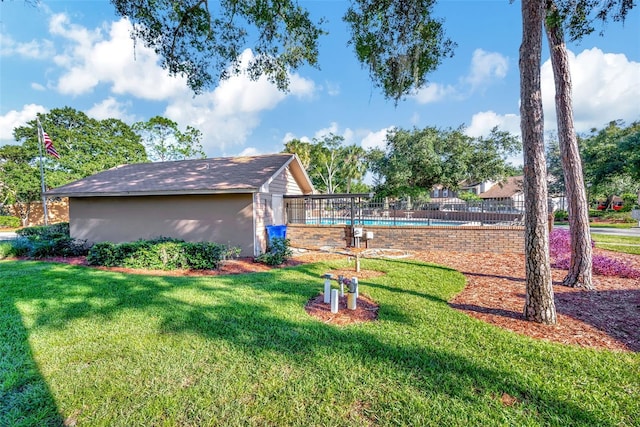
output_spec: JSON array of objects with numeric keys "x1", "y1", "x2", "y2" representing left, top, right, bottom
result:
[
  {"x1": 256, "y1": 237, "x2": 292, "y2": 266},
  {"x1": 458, "y1": 191, "x2": 481, "y2": 202},
  {"x1": 554, "y1": 210, "x2": 569, "y2": 221},
  {"x1": 0, "y1": 216, "x2": 20, "y2": 228},
  {"x1": 183, "y1": 242, "x2": 240, "y2": 270},
  {"x1": 621, "y1": 193, "x2": 637, "y2": 212},
  {"x1": 9, "y1": 237, "x2": 33, "y2": 257},
  {"x1": 86, "y1": 238, "x2": 240, "y2": 270},
  {"x1": 0, "y1": 241, "x2": 14, "y2": 258},
  {"x1": 86, "y1": 242, "x2": 119, "y2": 266},
  {"x1": 17, "y1": 222, "x2": 70, "y2": 239},
  {"x1": 12, "y1": 223, "x2": 88, "y2": 258},
  {"x1": 592, "y1": 210, "x2": 635, "y2": 223}
]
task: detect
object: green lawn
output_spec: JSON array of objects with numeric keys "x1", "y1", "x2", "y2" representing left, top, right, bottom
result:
[
  {"x1": 1, "y1": 258, "x2": 638, "y2": 426},
  {"x1": 555, "y1": 221, "x2": 635, "y2": 229},
  {"x1": 592, "y1": 233, "x2": 640, "y2": 255}
]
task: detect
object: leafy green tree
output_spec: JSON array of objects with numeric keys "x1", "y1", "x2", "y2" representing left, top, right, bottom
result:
[
  {"x1": 0, "y1": 156, "x2": 41, "y2": 226},
  {"x1": 12, "y1": 107, "x2": 147, "y2": 185},
  {"x1": 308, "y1": 134, "x2": 345, "y2": 194},
  {"x1": 2, "y1": 108, "x2": 148, "y2": 224},
  {"x1": 582, "y1": 121, "x2": 640, "y2": 204},
  {"x1": 133, "y1": 116, "x2": 206, "y2": 162},
  {"x1": 337, "y1": 144, "x2": 368, "y2": 193},
  {"x1": 458, "y1": 191, "x2": 481, "y2": 202},
  {"x1": 283, "y1": 139, "x2": 312, "y2": 169},
  {"x1": 369, "y1": 126, "x2": 519, "y2": 198},
  {"x1": 109, "y1": 0, "x2": 453, "y2": 97},
  {"x1": 344, "y1": 0, "x2": 455, "y2": 102},
  {"x1": 284, "y1": 136, "x2": 368, "y2": 194}
]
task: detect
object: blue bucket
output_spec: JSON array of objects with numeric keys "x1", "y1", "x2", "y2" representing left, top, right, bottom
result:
[{"x1": 266, "y1": 225, "x2": 287, "y2": 241}]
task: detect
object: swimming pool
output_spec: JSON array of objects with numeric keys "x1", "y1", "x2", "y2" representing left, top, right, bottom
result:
[{"x1": 305, "y1": 218, "x2": 476, "y2": 227}]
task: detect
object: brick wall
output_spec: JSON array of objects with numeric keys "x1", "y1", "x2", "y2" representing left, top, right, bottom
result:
[{"x1": 287, "y1": 224, "x2": 524, "y2": 254}]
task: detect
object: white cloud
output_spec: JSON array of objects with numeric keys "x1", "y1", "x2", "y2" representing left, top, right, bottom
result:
[
  {"x1": 413, "y1": 83, "x2": 457, "y2": 104},
  {"x1": 360, "y1": 127, "x2": 394, "y2": 150},
  {"x1": 0, "y1": 33, "x2": 55, "y2": 59},
  {"x1": 51, "y1": 15, "x2": 185, "y2": 98},
  {"x1": 238, "y1": 147, "x2": 261, "y2": 157},
  {"x1": 412, "y1": 49, "x2": 508, "y2": 104},
  {"x1": 314, "y1": 122, "x2": 340, "y2": 139},
  {"x1": 282, "y1": 132, "x2": 311, "y2": 144},
  {"x1": 87, "y1": 97, "x2": 136, "y2": 122},
  {"x1": 37, "y1": 12, "x2": 316, "y2": 156},
  {"x1": 325, "y1": 81, "x2": 341, "y2": 96},
  {"x1": 0, "y1": 104, "x2": 47, "y2": 142},
  {"x1": 31, "y1": 82, "x2": 46, "y2": 91},
  {"x1": 465, "y1": 49, "x2": 509, "y2": 90},
  {"x1": 464, "y1": 48, "x2": 639, "y2": 141},
  {"x1": 465, "y1": 111, "x2": 520, "y2": 138},
  {"x1": 542, "y1": 48, "x2": 640, "y2": 132},
  {"x1": 165, "y1": 50, "x2": 316, "y2": 156}
]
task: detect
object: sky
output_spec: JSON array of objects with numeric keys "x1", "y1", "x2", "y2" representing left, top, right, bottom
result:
[{"x1": 1, "y1": 0, "x2": 639, "y2": 164}]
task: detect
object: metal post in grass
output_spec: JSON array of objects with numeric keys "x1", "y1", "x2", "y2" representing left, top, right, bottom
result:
[
  {"x1": 323, "y1": 274, "x2": 332, "y2": 303},
  {"x1": 330, "y1": 289, "x2": 339, "y2": 313},
  {"x1": 352, "y1": 277, "x2": 359, "y2": 298},
  {"x1": 347, "y1": 278, "x2": 357, "y2": 310}
]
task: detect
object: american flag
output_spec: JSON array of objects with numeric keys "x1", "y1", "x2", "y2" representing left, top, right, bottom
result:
[{"x1": 42, "y1": 131, "x2": 60, "y2": 159}]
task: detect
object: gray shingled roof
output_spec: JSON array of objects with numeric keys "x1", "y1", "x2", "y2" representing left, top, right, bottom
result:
[
  {"x1": 479, "y1": 176, "x2": 524, "y2": 199},
  {"x1": 46, "y1": 153, "x2": 311, "y2": 197}
]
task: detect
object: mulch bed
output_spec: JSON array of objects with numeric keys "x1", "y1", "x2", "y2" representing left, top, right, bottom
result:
[
  {"x1": 414, "y1": 249, "x2": 640, "y2": 353},
  {"x1": 16, "y1": 248, "x2": 640, "y2": 352}
]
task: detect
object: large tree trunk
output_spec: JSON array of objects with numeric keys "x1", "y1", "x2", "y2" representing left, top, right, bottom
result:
[
  {"x1": 545, "y1": 4, "x2": 594, "y2": 289},
  {"x1": 520, "y1": 0, "x2": 557, "y2": 324}
]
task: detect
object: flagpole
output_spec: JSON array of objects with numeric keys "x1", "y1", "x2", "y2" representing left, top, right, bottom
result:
[{"x1": 36, "y1": 117, "x2": 49, "y2": 226}]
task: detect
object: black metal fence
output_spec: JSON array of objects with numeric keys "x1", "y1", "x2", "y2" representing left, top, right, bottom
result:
[{"x1": 284, "y1": 194, "x2": 525, "y2": 226}]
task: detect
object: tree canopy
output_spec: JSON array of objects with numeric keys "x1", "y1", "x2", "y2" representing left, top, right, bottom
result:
[
  {"x1": 546, "y1": 121, "x2": 640, "y2": 202},
  {"x1": 132, "y1": 116, "x2": 206, "y2": 162},
  {"x1": 283, "y1": 134, "x2": 368, "y2": 194},
  {"x1": 368, "y1": 126, "x2": 520, "y2": 197},
  {"x1": 8, "y1": 107, "x2": 147, "y2": 187},
  {"x1": 581, "y1": 120, "x2": 640, "y2": 201},
  {"x1": 110, "y1": 0, "x2": 454, "y2": 99},
  {"x1": 1, "y1": 108, "x2": 147, "y2": 208}
]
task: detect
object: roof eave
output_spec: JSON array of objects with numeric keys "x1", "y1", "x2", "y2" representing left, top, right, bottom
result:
[{"x1": 45, "y1": 188, "x2": 259, "y2": 198}]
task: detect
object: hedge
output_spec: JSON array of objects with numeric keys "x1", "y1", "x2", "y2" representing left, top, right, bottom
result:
[
  {"x1": 86, "y1": 238, "x2": 240, "y2": 270},
  {"x1": 0, "y1": 216, "x2": 20, "y2": 228}
]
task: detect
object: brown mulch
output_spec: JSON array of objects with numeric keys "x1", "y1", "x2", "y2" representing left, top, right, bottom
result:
[
  {"x1": 305, "y1": 293, "x2": 380, "y2": 325},
  {"x1": 413, "y1": 249, "x2": 640, "y2": 353},
  {"x1": 20, "y1": 248, "x2": 640, "y2": 352}
]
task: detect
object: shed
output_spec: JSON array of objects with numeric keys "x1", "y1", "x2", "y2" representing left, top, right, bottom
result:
[{"x1": 45, "y1": 154, "x2": 314, "y2": 256}]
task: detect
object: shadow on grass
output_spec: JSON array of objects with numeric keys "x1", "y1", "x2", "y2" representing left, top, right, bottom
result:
[
  {"x1": 0, "y1": 294, "x2": 65, "y2": 426},
  {"x1": 0, "y1": 259, "x2": 626, "y2": 425},
  {"x1": 448, "y1": 268, "x2": 639, "y2": 352}
]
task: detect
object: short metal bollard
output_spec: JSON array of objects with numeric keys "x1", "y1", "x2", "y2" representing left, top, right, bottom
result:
[
  {"x1": 352, "y1": 277, "x2": 359, "y2": 298},
  {"x1": 347, "y1": 278, "x2": 357, "y2": 310},
  {"x1": 330, "y1": 289, "x2": 339, "y2": 313},
  {"x1": 323, "y1": 274, "x2": 332, "y2": 303}
]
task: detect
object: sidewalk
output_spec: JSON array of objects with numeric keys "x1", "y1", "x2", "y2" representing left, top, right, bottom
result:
[{"x1": 0, "y1": 231, "x2": 17, "y2": 240}]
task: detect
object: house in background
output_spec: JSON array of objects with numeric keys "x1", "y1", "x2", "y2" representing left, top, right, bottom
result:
[
  {"x1": 428, "y1": 180, "x2": 496, "y2": 208},
  {"x1": 478, "y1": 176, "x2": 524, "y2": 211},
  {"x1": 45, "y1": 154, "x2": 314, "y2": 256}
]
